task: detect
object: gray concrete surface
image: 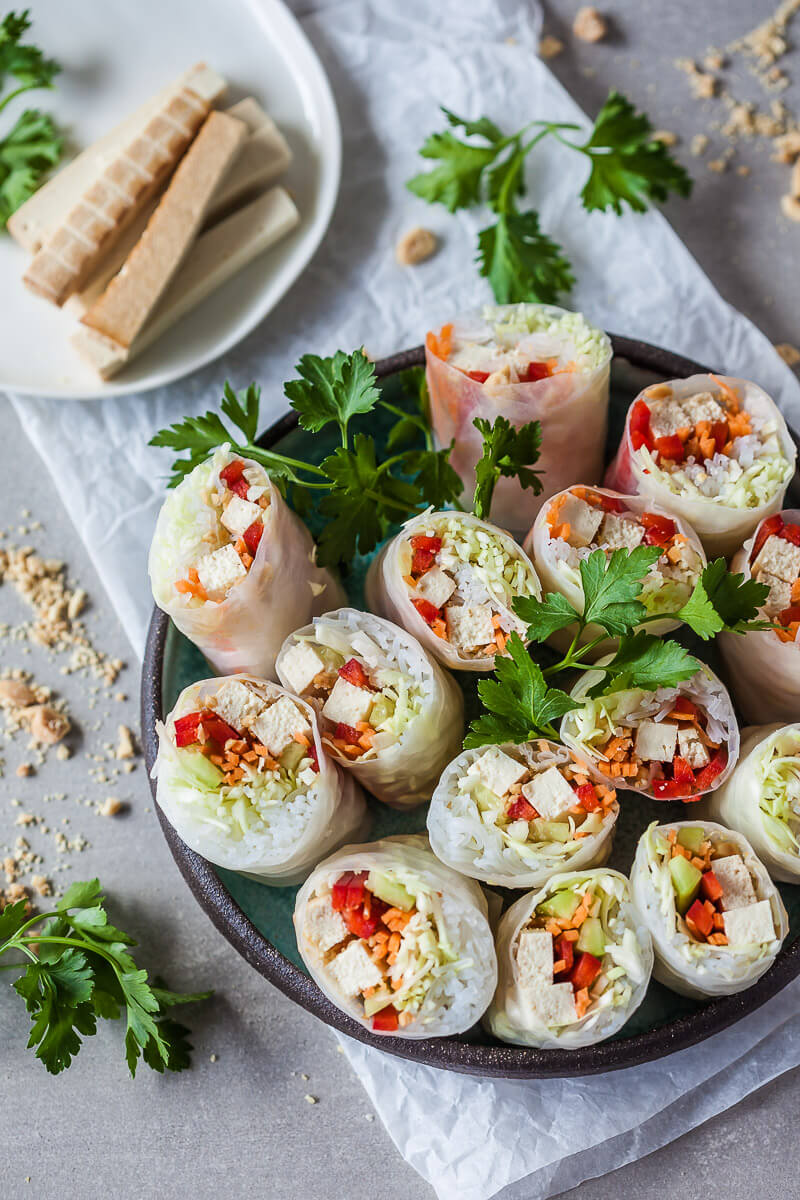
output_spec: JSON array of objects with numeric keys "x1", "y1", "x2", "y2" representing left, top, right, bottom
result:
[{"x1": 2, "y1": 1, "x2": 800, "y2": 1198}]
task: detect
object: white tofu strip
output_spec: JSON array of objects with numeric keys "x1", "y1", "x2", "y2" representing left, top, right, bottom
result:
[
  {"x1": 8, "y1": 64, "x2": 227, "y2": 251},
  {"x1": 78, "y1": 110, "x2": 246, "y2": 348},
  {"x1": 72, "y1": 186, "x2": 299, "y2": 378},
  {"x1": 65, "y1": 97, "x2": 291, "y2": 318}
]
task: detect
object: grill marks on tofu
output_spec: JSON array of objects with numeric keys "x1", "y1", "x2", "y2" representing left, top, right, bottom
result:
[
  {"x1": 748, "y1": 517, "x2": 800, "y2": 635},
  {"x1": 174, "y1": 458, "x2": 270, "y2": 602},
  {"x1": 594, "y1": 697, "x2": 724, "y2": 798}
]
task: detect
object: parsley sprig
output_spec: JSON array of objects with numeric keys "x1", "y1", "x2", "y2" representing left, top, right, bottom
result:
[
  {"x1": 407, "y1": 91, "x2": 691, "y2": 305},
  {"x1": 466, "y1": 550, "x2": 771, "y2": 747},
  {"x1": 0, "y1": 880, "x2": 210, "y2": 1076}
]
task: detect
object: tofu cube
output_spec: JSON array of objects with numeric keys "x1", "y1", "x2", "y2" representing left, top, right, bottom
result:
[
  {"x1": 712, "y1": 855, "x2": 757, "y2": 910},
  {"x1": 251, "y1": 695, "x2": 311, "y2": 756},
  {"x1": 599, "y1": 513, "x2": 645, "y2": 551},
  {"x1": 556, "y1": 493, "x2": 604, "y2": 548},
  {"x1": 634, "y1": 720, "x2": 678, "y2": 763},
  {"x1": 327, "y1": 940, "x2": 383, "y2": 996},
  {"x1": 415, "y1": 566, "x2": 456, "y2": 610},
  {"x1": 757, "y1": 572, "x2": 793, "y2": 616},
  {"x1": 520, "y1": 981, "x2": 577, "y2": 1027},
  {"x1": 677, "y1": 726, "x2": 710, "y2": 770},
  {"x1": 467, "y1": 746, "x2": 528, "y2": 798},
  {"x1": 220, "y1": 494, "x2": 262, "y2": 538},
  {"x1": 681, "y1": 391, "x2": 727, "y2": 425},
  {"x1": 649, "y1": 399, "x2": 691, "y2": 438},
  {"x1": 195, "y1": 543, "x2": 247, "y2": 599},
  {"x1": 752, "y1": 535, "x2": 800, "y2": 585},
  {"x1": 279, "y1": 640, "x2": 327, "y2": 695},
  {"x1": 516, "y1": 929, "x2": 554, "y2": 986},
  {"x1": 521, "y1": 766, "x2": 576, "y2": 820},
  {"x1": 212, "y1": 680, "x2": 264, "y2": 732},
  {"x1": 722, "y1": 899, "x2": 775, "y2": 945},
  {"x1": 322, "y1": 676, "x2": 374, "y2": 727},
  {"x1": 444, "y1": 604, "x2": 495, "y2": 649},
  {"x1": 303, "y1": 895, "x2": 348, "y2": 953}
]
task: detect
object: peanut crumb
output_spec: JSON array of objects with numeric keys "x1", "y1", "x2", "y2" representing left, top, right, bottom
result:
[
  {"x1": 780, "y1": 193, "x2": 800, "y2": 220},
  {"x1": 653, "y1": 130, "x2": 678, "y2": 146},
  {"x1": 116, "y1": 724, "x2": 136, "y2": 760},
  {"x1": 708, "y1": 158, "x2": 728, "y2": 173},
  {"x1": 775, "y1": 342, "x2": 800, "y2": 365},
  {"x1": 395, "y1": 227, "x2": 438, "y2": 266},
  {"x1": 304, "y1": 1095, "x2": 318, "y2": 1105},
  {"x1": 791, "y1": 159, "x2": 800, "y2": 196},
  {"x1": 100, "y1": 796, "x2": 123, "y2": 817},
  {"x1": 16, "y1": 762, "x2": 34, "y2": 777},
  {"x1": 736, "y1": 164, "x2": 751, "y2": 176},
  {"x1": 573, "y1": 6, "x2": 607, "y2": 42},
  {"x1": 538, "y1": 34, "x2": 564, "y2": 59},
  {"x1": 690, "y1": 134, "x2": 710, "y2": 157},
  {"x1": 31, "y1": 874, "x2": 52, "y2": 896}
]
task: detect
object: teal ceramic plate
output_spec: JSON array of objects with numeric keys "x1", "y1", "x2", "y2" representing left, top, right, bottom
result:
[{"x1": 142, "y1": 337, "x2": 800, "y2": 1077}]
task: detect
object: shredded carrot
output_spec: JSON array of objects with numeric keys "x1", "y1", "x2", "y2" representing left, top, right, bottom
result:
[
  {"x1": 709, "y1": 374, "x2": 741, "y2": 413},
  {"x1": 425, "y1": 323, "x2": 454, "y2": 361},
  {"x1": 574, "y1": 987, "x2": 591, "y2": 1019},
  {"x1": 431, "y1": 618, "x2": 448, "y2": 640},
  {"x1": 553, "y1": 959, "x2": 566, "y2": 974},
  {"x1": 562, "y1": 929, "x2": 580, "y2": 942},
  {"x1": 545, "y1": 920, "x2": 562, "y2": 937}
]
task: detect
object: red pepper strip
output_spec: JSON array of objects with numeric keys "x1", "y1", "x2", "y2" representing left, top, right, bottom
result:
[
  {"x1": 629, "y1": 399, "x2": 655, "y2": 452},
  {"x1": 575, "y1": 782, "x2": 600, "y2": 812},
  {"x1": 700, "y1": 870, "x2": 723, "y2": 903},
  {"x1": 568, "y1": 952, "x2": 602, "y2": 992},
  {"x1": 219, "y1": 459, "x2": 250, "y2": 499},
  {"x1": 346, "y1": 872, "x2": 369, "y2": 909},
  {"x1": 372, "y1": 1004, "x2": 400, "y2": 1032},
  {"x1": 466, "y1": 370, "x2": 490, "y2": 383},
  {"x1": 672, "y1": 755, "x2": 695, "y2": 786},
  {"x1": 411, "y1": 535, "x2": 443, "y2": 553},
  {"x1": 778, "y1": 605, "x2": 800, "y2": 625},
  {"x1": 331, "y1": 872, "x2": 355, "y2": 911},
  {"x1": 335, "y1": 722, "x2": 362, "y2": 746},
  {"x1": 412, "y1": 597, "x2": 441, "y2": 626},
  {"x1": 345, "y1": 906, "x2": 379, "y2": 939},
  {"x1": 598, "y1": 494, "x2": 625, "y2": 513},
  {"x1": 654, "y1": 434, "x2": 684, "y2": 462},
  {"x1": 640, "y1": 510, "x2": 677, "y2": 548},
  {"x1": 507, "y1": 796, "x2": 537, "y2": 822},
  {"x1": 174, "y1": 711, "x2": 203, "y2": 747},
  {"x1": 554, "y1": 935, "x2": 574, "y2": 975},
  {"x1": 751, "y1": 514, "x2": 784, "y2": 562},
  {"x1": 686, "y1": 898, "x2": 713, "y2": 938},
  {"x1": 307, "y1": 742, "x2": 320, "y2": 773},
  {"x1": 671, "y1": 696, "x2": 700, "y2": 719},
  {"x1": 652, "y1": 778, "x2": 688, "y2": 800},
  {"x1": 780, "y1": 523, "x2": 800, "y2": 547},
  {"x1": 711, "y1": 420, "x2": 729, "y2": 454},
  {"x1": 202, "y1": 714, "x2": 240, "y2": 745},
  {"x1": 338, "y1": 658, "x2": 373, "y2": 690},
  {"x1": 412, "y1": 548, "x2": 436, "y2": 575},
  {"x1": 242, "y1": 521, "x2": 263, "y2": 555},
  {"x1": 694, "y1": 748, "x2": 728, "y2": 792},
  {"x1": 518, "y1": 361, "x2": 552, "y2": 382}
]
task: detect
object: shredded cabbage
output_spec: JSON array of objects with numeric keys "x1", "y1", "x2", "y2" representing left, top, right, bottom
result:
[
  {"x1": 753, "y1": 727, "x2": 800, "y2": 855},
  {"x1": 636, "y1": 442, "x2": 792, "y2": 508}
]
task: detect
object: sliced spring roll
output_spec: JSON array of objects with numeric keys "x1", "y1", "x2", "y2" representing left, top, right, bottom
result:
[
  {"x1": 365, "y1": 509, "x2": 541, "y2": 672},
  {"x1": 427, "y1": 741, "x2": 619, "y2": 888},
  {"x1": 275, "y1": 608, "x2": 464, "y2": 809},
  {"x1": 604, "y1": 375, "x2": 795, "y2": 558},
  {"x1": 630, "y1": 820, "x2": 788, "y2": 999},
  {"x1": 294, "y1": 835, "x2": 497, "y2": 1038},
  {"x1": 719, "y1": 508, "x2": 800, "y2": 724},
  {"x1": 149, "y1": 445, "x2": 343, "y2": 678},
  {"x1": 485, "y1": 869, "x2": 652, "y2": 1049},
  {"x1": 706, "y1": 723, "x2": 800, "y2": 883},
  {"x1": 560, "y1": 664, "x2": 739, "y2": 801},
  {"x1": 525, "y1": 485, "x2": 706, "y2": 652},
  {"x1": 154, "y1": 674, "x2": 368, "y2": 886},
  {"x1": 425, "y1": 304, "x2": 612, "y2": 534}
]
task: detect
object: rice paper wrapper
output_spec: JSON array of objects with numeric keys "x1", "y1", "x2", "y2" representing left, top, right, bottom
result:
[
  {"x1": 705, "y1": 723, "x2": 800, "y2": 884},
  {"x1": 427, "y1": 742, "x2": 618, "y2": 889},
  {"x1": 365, "y1": 509, "x2": 541, "y2": 673},
  {"x1": 524, "y1": 486, "x2": 707, "y2": 656},
  {"x1": 719, "y1": 509, "x2": 800, "y2": 726},
  {"x1": 604, "y1": 376, "x2": 796, "y2": 558},
  {"x1": 630, "y1": 820, "x2": 788, "y2": 1000},
  {"x1": 560, "y1": 663, "x2": 740, "y2": 801},
  {"x1": 149, "y1": 448, "x2": 345, "y2": 680},
  {"x1": 485, "y1": 868, "x2": 653, "y2": 1049},
  {"x1": 276, "y1": 608, "x2": 464, "y2": 809},
  {"x1": 426, "y1": 306, "x2": 612, "y2": 536},
  {"x1": 154, "y1": 674, "x2": 369, "y2": 886},
  {"x1": 293, "y1": 834, "x2": 498, "y2": 1038}
]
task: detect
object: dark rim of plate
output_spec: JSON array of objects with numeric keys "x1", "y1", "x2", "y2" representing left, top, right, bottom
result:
[{"x1": 141, "y1": 335, "x2": 800, "y2": 1078}]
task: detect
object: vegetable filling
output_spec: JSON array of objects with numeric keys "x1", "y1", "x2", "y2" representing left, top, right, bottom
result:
[
  {"x1": 748, "y1": 514, "x2": 800, "y2": 641},
  {"x1": 753, "y1": 727, "x2": 800, "y2": 855}
]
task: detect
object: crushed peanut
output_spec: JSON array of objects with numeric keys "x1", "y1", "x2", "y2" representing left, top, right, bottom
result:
[
  {"x1": 538, "y1": 35, "x2": 564, "y2": 59},
  {"x1": 780, "y1": 193, "x2": 800, "y2": 220},
  {"x1": 775, "y1": 342, "x2": 800, "y2": 365},
  {"x1": 395, "y1": 227, "x2": 438, "y2": 266},
  {"x1": 573, "y1": 6, "x2": 607, "y2": 42},
  {"x1": 653, "y1": 130, "x2": 678, "y2": 146},
  {"x1": 116, "y1": 724, "x2": 136, "y2": 760},
  {"x1": 100, "y1": 797, "x2": 124, "y2": 818}
]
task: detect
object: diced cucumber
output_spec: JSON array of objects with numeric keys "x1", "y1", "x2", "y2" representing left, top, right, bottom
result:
[
  {"x1": 472, "y1": 781, "x2": 502, "y2": 813},
  {"x1": 676, "y1": 826, "x2": 705, "y2": 854},
  {"x1": 363, "y1": 991, "x2": 397, "y2": 1017},
  {"x1": 668, "y1": 855, "x2": 702, "y2": 914},
  {"x1": 577, "y1": 915, "x2": 606, "y2": 958},
  {"x1": 537, "y1": 888, "x2": 580, "y2": 921},
  {"x1": 280, "y1": 741, "x2": 306, "y2": 773},
  {"x1": 534, "y1": 819, "x2": 571, "y2": 844},
  {"x1": 367, "y1": 870, "x2": 415, "y2": 912},
  {"x1": 369, "y1": 695, "x2": 395, "y2": 728},
  {"x1": 180, "y1": 750, "x2": 223, "y2": 789},
  {"x1": 580, "y1": 812, "x2": 604, "y2": 836}
]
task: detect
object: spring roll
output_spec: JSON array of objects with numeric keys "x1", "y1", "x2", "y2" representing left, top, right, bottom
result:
[
  {"x1": 485, "y1": 868, "x2": 652, "y2": 1049},
  {"x1": 365, "y1": 509, "x2": 541, "y2": 672},
  {"x1": 425, "y1": 304, "x2": 612, "y2": 535},
  {"x1": 719, "y1": 508, "x2": 800, "y2": 724},
  {"x1": 630, "y1": 820, "x2": 788, "y2": 999},
  {"x1": 293, "y1": 835, "x2": 497, "y2": 1037},
  {"x1": 427, "y1": 741, "x2": 619, "y2": 889},
  {"x1": 275, "y1": 608, "x2": 464, "y2": 809},
  {"x1": 604, "y1": 375, "x2": 795, "y2": 558},
  {"x1": 149, "y1": 445, "x2": 343, "y2": 678},
  {"x1": 560, "y1": 663, "x2": 739, "y2": 801},
  {"x1": 706, "y1": 723, "x2": 800, "y2": 883},
  {"x1": 524, "y1": 485, "x2": 706, "y2": 652},
  {"x1": 154, "y1": 674, "x2": 368, "y2": 886}
]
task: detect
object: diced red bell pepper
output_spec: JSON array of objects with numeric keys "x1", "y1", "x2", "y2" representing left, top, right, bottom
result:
[
  {"x1": 778, "y1": 605, "x2": 800, "y2": 626},
  {"x1": 700, "y1": 869, "x2": 723, "y2": 903},
  {"x1": 331, "y1": 872, "x2": 355, "y2": 911},
  {"x1": 338, "y1": 658, "x2": 373, "y2": 690},
  {"x1": 711, "y1": 420, "x2": 729, "y2": 454},
  {"x1": 640, "y1": 511, "x2": 677, "y2": 548},
  {"x1": 335, "y1": 722, "x2": 362, "y2": 746},
  {"x1": 575, "y1": 782, "x2": 599, "y2": 812},
  {"x1": 345, "y1": 905, "x2": 379, "y2": 939},
  {"x1": 201, "y1": 713, "x2": 240, "y2": 746},
  {"x1": 693, "y1": 748, "x2": 728, "y2": 793},
  {"x1": 671, "y1": 696, "x2": 699, "y2": 720},
  {"x1": 685, "y1": 898, "x2": 713, "y2": 938},
  {"x1": 372, "y1": 1004, "x2": 399, "y2": 1032},
  {"x1": 672, "y1": 755, "x2": 695, "y2": 786},
  {"x1": 219, "y1": 459, "x2": 251, "y2": 499},
  {"x1": 307, "y1": 742, "x2": 320, "y2": 773},
  {"x1": 568, "y1": 952, "x2": 602, "y2": 991},
  {"x1": 629, "y1": 400, "x2": 655, "y2": 452},
  {"x1": 751, "y1": 514, "x2": 784, "y2": 562},
  {"x1": 331, "y1": 871, "x2": 369, "y2": 913},
  {"x1": 652, "y1": 778, "x2": 687, "y2": 800},
  {"x1": 654, "y1": 434, "x2": 685, "y2": 462},
  {"x1": 780, "y1": 522, "x2": 800, "y2": 547},
  {"x1": 174, "y1": 711, "x2": 203, "y2": 747},
  {"x1": 242, "y1": 520, "x2": 263, "y2": 556},
  {"x1": 598, "y1": 494, "x2": 625, "y2": 513},
  {"x1": 411, "y1": 548, "x2": 436, "y2": 575},
  {"x1": 410, "y1": 535, "x2": 442, "y2": 553},
  {"x1": 412, "y1": 597, "x2": 441, "y2": 626},
  {"x1": 518, "y1": 361, "x2": 551, "y2": 383},
  {"x1": 466, "y1": 370, "x2": 490, "y2": 383},
  {"x1": 554, "y1": 935, "x2": 574, "y2": 975},
  {"x1": 507, "y1": 796, "x2": 537, "y2": 822}
]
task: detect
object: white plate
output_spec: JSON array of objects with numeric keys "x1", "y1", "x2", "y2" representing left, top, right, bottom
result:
[{"x1": 0, "y1": 0, "x2": 341, "y2": 399}]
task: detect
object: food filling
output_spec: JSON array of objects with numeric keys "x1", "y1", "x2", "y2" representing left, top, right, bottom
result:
[
  {"x1": 514, "y1": 874, "x2": 644, "y2": 1028},
  {"x1": 401, "y1": 516, "x2": 538, "y2": 657},
  {"x1": 173, "y1": 455, "x2": 270, "y2": 603},
  {"x1": 752, "y1": 726, "x2": 800, "y2": 856},
  {"x1": 166, "y1": 680, "x2": 319, "y2": 839},
  {"x1": 545, "y1": 487, "x2": 703, "y2": 614},
  {"x1": 656, "y1": 825, "x2": 777, "y2": 949},
  {"x1": 748, "y1": 514, "x2": 800, "y2": 641},
  {"x1": 629, "y1": 379, "x2": 792, "y2": 507},
  {"x1": 458, "y1": 743, "x2": 616, "y2": 858},
  {"x1": 302, "y1": 868, "x2": 460, "y2": 1032}
]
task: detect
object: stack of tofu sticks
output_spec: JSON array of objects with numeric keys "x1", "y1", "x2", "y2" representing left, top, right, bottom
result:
[{"x1": 9, "y1": 63, "x2": 300, "y2": 380}]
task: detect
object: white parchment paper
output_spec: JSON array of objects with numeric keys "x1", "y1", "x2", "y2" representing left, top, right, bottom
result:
[{"x1": 6, "y1": 1, "x2": 800, "y2": 1197}]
